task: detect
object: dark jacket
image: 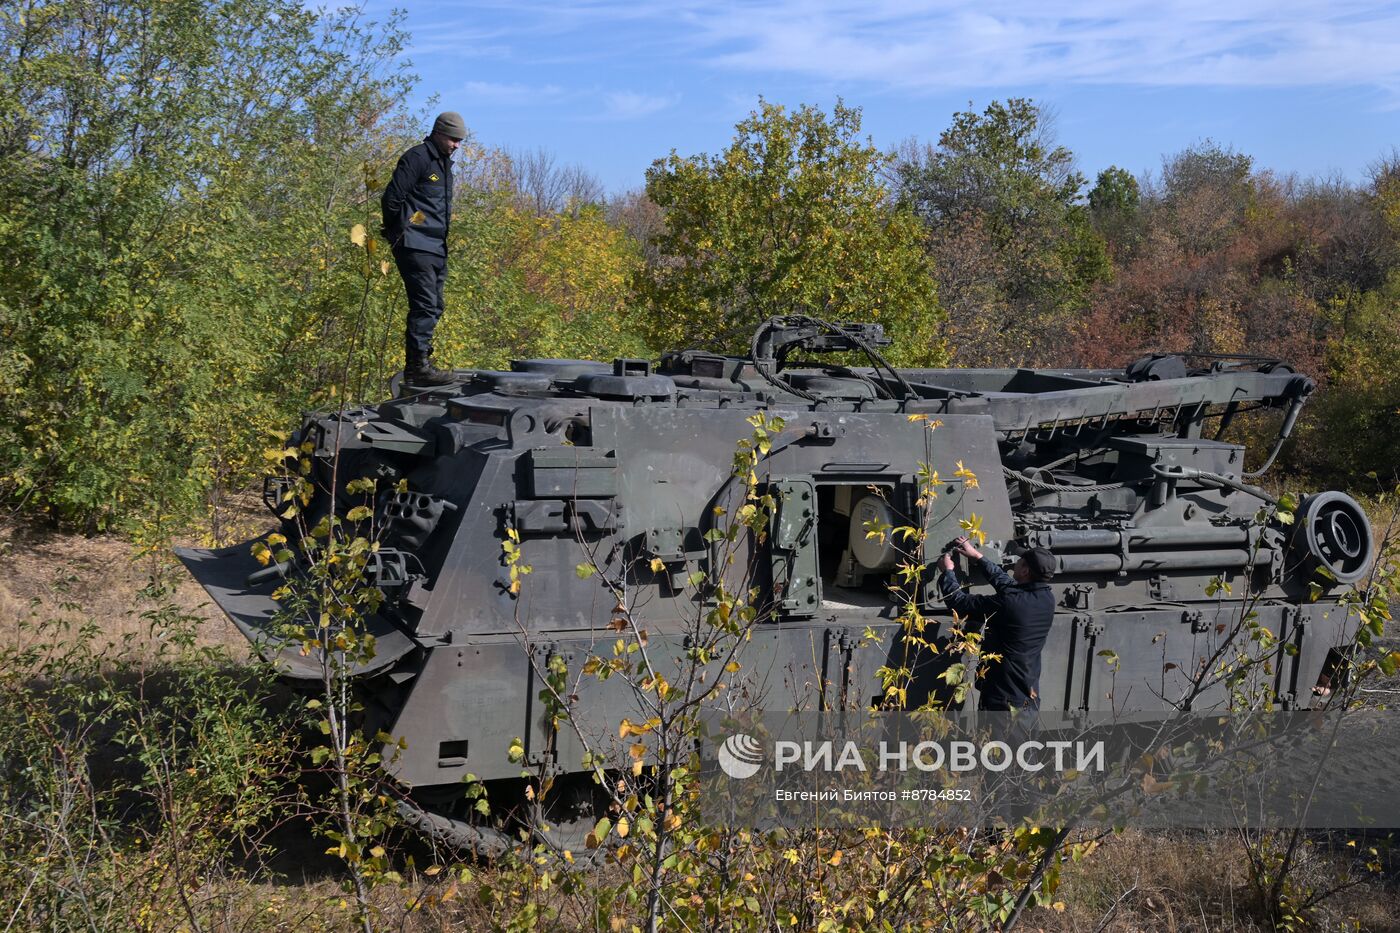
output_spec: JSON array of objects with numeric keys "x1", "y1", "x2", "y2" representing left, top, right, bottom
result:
[
  {"x1": 381, "y1": 137, "x2": 454, "y2": 256},
  {"x1": 938, "y1": 555, "x2": 1055, "y2": 709}
]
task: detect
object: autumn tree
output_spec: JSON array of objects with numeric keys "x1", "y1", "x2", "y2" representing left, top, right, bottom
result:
[
  {"x1": 638, "y1": 100, "x2": 945, "y2": 365},
  {"x1": 1156, "y1": 141, "x2": 1256, "y2": 254},
  {"x1": 434, "y1": 184, "x2": 648, "y2": 369}
]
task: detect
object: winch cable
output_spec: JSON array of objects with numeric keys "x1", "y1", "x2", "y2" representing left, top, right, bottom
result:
[{"x1": 750, "y1": 314, "x2": 918, "y2": 402}]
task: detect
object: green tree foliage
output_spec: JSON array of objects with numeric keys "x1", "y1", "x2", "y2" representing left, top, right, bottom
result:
[
  {"x1": 0, "y1": 0, "x2": 416, "y2": 529},
  {"x1": 1088, "y1": 165, "x2": 1142, "y2": 256},
  {"x1": 895, "y1": 98, "x2": 1111, "y2": 365},
  {"x1": 1301, "y1": 279, "x2": 1400, "y2": 483},
  {"x1": 1295, "y1": 156, "x2": 1400, "y2": 481},
  {"x1": 638, "y1": 100, "x2": 945, "y2": 365},
  {"x1": 5, "y1": 0, "x2": 1400, "y2": 527},
  {"x1": 0, "y1": 2, "x2": 650, "y2": 531}
]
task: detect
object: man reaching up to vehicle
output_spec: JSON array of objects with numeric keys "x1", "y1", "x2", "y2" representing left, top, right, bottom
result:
[{"x1": 937, "y1": 536, "x2": 1057, "y2": 711}]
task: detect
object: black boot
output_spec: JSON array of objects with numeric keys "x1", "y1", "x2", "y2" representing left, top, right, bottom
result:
[{"x1": 404, "y1": 348, "x2": 455, "y2": 386}]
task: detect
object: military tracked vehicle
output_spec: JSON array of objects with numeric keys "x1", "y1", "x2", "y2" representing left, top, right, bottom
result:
[{"x1": 179, "y1": 315, "x2": 1373, "y2": 848}]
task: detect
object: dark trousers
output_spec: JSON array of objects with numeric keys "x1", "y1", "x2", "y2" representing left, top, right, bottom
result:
[
  {"x1": 394, "y1": 246, "x2": 447, "y2": 363},
  {"x1": 978, "y1": 690, "x2": 1038, "y2": 712}
]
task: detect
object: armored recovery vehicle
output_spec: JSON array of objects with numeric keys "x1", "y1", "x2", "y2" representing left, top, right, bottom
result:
[{"x1": 179, "y1": 315, "x2": 1374, "y2": 846}]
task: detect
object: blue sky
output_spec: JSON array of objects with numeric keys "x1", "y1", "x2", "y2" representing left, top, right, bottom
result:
[{"x1": 384, "y1": 1, "x2": 1400, "y2": 194}]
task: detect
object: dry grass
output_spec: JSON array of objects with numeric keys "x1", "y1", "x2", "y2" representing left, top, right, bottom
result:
[
  {"x1": 1020, "y1": 830, "x2": 1400, "y2": 932},
  {"x1": 0, "y1": 519, "x2": 252, "y2": 657},
  {"x1": 5, "y1": 514, "x2": 1400, "y2": 930},
  {"x1": 167, "y1": 830, "x2": 1400, "y2": 932}
]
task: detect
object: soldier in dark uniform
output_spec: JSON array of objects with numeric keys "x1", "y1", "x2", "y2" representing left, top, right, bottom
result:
[
  {"x1": 381, "y1": 112, "x2": 466, "y2": 385},
  {"x1": 937, "y1": 536, "x2": 1057, "y2": 711}
]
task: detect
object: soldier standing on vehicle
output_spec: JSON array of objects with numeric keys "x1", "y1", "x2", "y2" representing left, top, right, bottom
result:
[
  {"x1": 381, "y1": 111, "x2": 466, "y2": 386},
  {"x1": 937, "y1": 536, "x2": 1057, "y2": 711}
]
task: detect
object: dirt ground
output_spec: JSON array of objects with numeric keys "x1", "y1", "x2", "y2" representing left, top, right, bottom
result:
[{"x1": 0, "y1": 513, "x2": 259, "y2": 656}]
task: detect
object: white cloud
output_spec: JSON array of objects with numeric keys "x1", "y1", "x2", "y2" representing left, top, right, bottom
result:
[
  {"x1": 462, "y1": 80, "x2": 565, "y2": 104},
  {"x1": 403, "y1": 21, "x2": 513, "y2": 58},
  {"x1": 454, "y1": 0, "x2": 1400, "y2": 93},
  {"x1": 681, "y1": 0, "x2": 1400, "y2": 91},
  {"x1": 599, "y1": 90, "x2": 678, "y2": 120}
]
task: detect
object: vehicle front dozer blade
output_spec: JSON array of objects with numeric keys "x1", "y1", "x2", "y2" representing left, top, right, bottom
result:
[{"x1": 175, "y1": 541, "x2": 419, "y2": 681}]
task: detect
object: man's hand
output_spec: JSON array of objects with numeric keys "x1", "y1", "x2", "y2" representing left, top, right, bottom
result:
[
  {"x1": 937, "y1": 551, "x2": 955, "y2": 572},
  {"x1": 953, "y1": 535, "x2": 983, "y2": 560}
]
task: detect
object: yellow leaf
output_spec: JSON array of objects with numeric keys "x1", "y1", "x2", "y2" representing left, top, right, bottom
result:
[
  {"x1": 616, "y1": 818, "x2": 629, "y2": 838},
  {"x1": 953, "y1": 460, "x2": 980, "y2": 488},
  {"x1": 828, "y1": 850, "x2": 843, "y2": 866},
  {"x1": 350, "y1": 223, "x2": 366, "y2": 246},
  {"x1": 410, "y1": 210, "x2": 426, "y2": 225},
  {"x1": 649, "y1": 557, "x2": 666, "y2": 573},
  {"x1": 1141, "y1": 772, "x2": 1173, "y2": 795}
]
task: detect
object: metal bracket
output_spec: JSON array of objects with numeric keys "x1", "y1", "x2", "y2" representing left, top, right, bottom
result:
[
  {"x1": 646, "y1": 526, "x2": 686, "y2": 561},
  {"x1": 804, "y1": 419, "x2": 845, "y2": 443},
  {"x1": 363, "y1": 550, "x2": 425, "y2": 589},
  {"x1": 512, "y1": 499, "x2": 622, "y2": 536},
  {"x1": 1148, "y1": 575, "x2": 1174, "y2": 601},
  {"x1": 526, "y1": 748, "x2": 558, "y2": 769},
  {"x1": 1063, "y1": 584, "x2": 1094, "y2": 611},
  {"x1": 262, "y1": 475, "x2": 297, "y2": 515},
  {"x1": 1183, "y1": 610, "x2": 1210, "y2": 634}
]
